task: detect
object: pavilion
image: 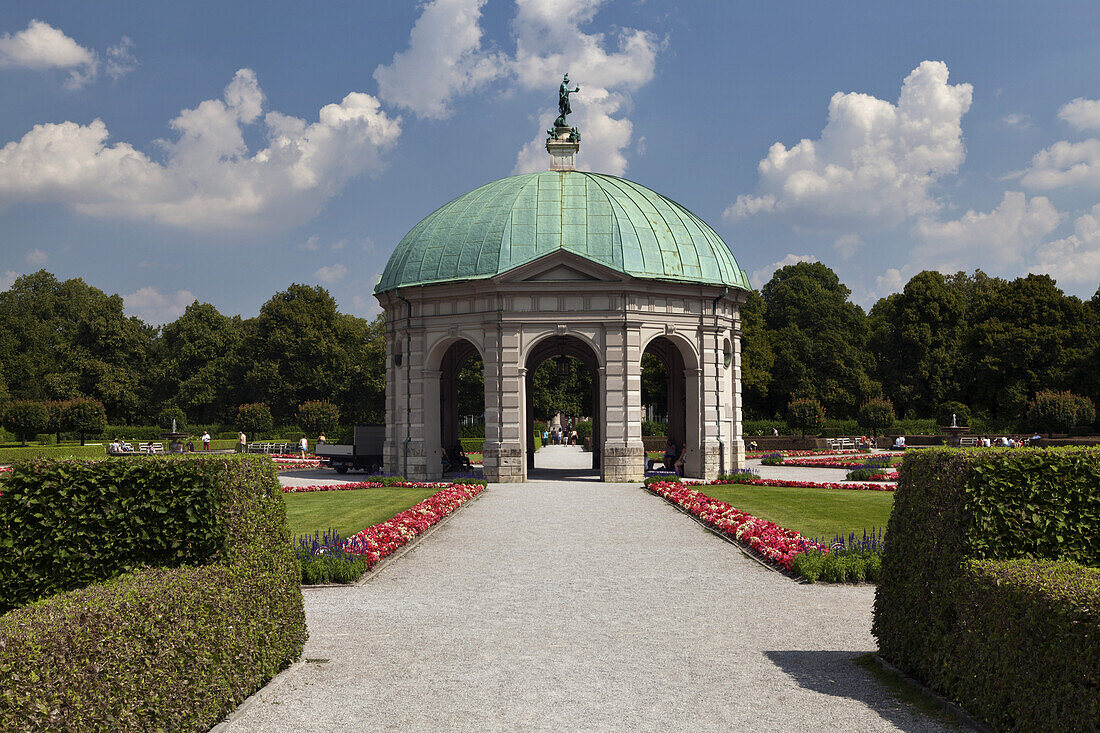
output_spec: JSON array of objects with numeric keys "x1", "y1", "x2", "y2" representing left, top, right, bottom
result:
[{"x1": 373, "y1": 94, "x2": 751, "y2": 482}]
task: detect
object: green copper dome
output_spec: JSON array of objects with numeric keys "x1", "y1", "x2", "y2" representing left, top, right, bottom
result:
[{"x1": 375, "y1": 171, "x2": 750, "y2": 294}]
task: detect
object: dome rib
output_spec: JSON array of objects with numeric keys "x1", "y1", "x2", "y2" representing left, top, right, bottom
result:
[{"x1": 375, "y1": 171, "x2": 750, "y2": 294}]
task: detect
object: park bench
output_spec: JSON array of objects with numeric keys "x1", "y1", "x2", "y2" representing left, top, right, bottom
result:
[{"x1": 959, "y1": 437, "x2": 979, "y2": 447}]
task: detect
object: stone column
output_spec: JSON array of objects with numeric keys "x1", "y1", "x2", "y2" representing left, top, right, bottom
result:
[
  {"x1": 684, "y1": 367, "x2": 704, "y2": 477},
  {"x1": 420, "y1": 370, "x2": 443, "y2": 480},
  {"x1": 383, "y1": 323, "x2": 400, "y2": 475},
  {"x1": 700, "y1": 327, "x2": 725, "y2": 481},
  {"x1": 601, "y1": 322, "x2": 645, "y2": 482},
  {"x1": 482, "y1": 324, "x2": 525, "y2": 482},
  {"x1": 729, "y1": 324, "x2": 746, "y2": 471}
]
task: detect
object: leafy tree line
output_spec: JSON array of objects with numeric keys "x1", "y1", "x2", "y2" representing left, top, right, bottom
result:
[
  {"x1": 0, "y1": 271, "x2": 386, "y2": 427},
  {"x1": 742, "y1": 262, "x2": 1100, "y2": 427}
]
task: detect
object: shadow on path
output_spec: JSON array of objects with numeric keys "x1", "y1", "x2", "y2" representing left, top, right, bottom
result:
[
  {"x1": 764, "y1": 650, "x2": 973, "y2": 732},
  {"x1": 526, "y1": 465, "x2": 602, "y2": 482}
]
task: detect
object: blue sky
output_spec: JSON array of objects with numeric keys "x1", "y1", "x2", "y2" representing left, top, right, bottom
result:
[{"x1": 3, "y1": 1, "x2": 1100, "y2": 324}]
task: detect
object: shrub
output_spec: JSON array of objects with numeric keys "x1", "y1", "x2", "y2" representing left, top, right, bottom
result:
[
  {"x1": 641, "y1": 420, "x2": 667, "y2": 436},
  {"x1": 846, "y1": 468, "x2": 876, "y2": 481},
  {"x1": 0, "y1": 456, "x2": 306, "y2": 732},
  {"x1": 2, "y1": 400, "x2": 49, "y2": 446},
  {"x1": 0, "y1": 444, "x2": 105, "y2": 463},
  {"x1": 786, "y1": 398, "x2": 825, "y2": 439},
  {"x1": 458, "y1": 422, "x2": 485, "y2": 439},
  {"x1": 760, "y1": 452, "x2": 784, "y2": 466},
  {"x1": 1073, "y1": 393, "x2": 1096, "y2": 428},
  {"x1": 575, "y1": 419, "x2": 593, "y2": 440},
  {"x1": 459, "y1": 437, "x2": 484, "y2": 454},
  {"x1": 60, "y1": 397, "x2": 107, "y2": 445},
  {"x1": 237, "y1": 402, "x2": 273, "y2": 439},
  {"x1": 1026, "y1": 389, "x2": 1087, "y2": 436},
  {"x1": 644, "y1": 475, "x2": 680, "y2": 486},
  {"x1": 716, "y1": 472, "x2": 758, "y2": 484},
  {"x1": 934, "y1": 401, "x2": 971, "y2": 429},
  {"x1": 948, "y1": 559, "x2": 1099, "y2": 730},
  {"x1": 156, "y1": 405, "x2": 187, "y2": 432},
  {"x1": 873, "y1": 447, "x2": 1100, "y2": 729},
  {"x1": 296, "y1": 528, "x2": 367, "y2": 584},
  {"x1": 296, "y1": 400, "x2": 340, "y2": 438},
  {"x1": 857, "y1": 398, "x2": 895, "y2": 438}
]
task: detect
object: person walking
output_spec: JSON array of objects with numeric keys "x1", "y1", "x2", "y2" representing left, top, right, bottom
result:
[
  {"x1": 202, "y1": 430, "x2": 211, "y2": 451},
  {"x1": 299, "y1": 435, "x2": 309, "y2": 455},
  {"x1": 237, "y1": 431, "x2": 247, "y2": 453}
]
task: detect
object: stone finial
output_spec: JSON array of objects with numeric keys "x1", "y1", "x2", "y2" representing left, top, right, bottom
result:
[{"x1": 546, "y1": 125, "x2": 580, "y2": 171}]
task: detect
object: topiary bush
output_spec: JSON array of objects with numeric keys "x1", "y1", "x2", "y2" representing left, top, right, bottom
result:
[
  {"x1": 2, "y1": 400, "x2": 49, "y2": 446},
  {"x1": 945, "y1": 558, "x2": 1099, "y2": 731},
  {"x1": 786, "y1": 398, "x2": 825, "y2": 439},
  {"x1": 0, "y1": 455, "x2": 306, "y2": 731},
  {"x1": 296, "y1": 400, "x2": 340, "y2": 438},
  {"x1": 857, "y1": 398, "x2": 895, "y2": 438},
  {"x1": 873, "y1": 447, "x2": 1100, "y2": 729},
  {"x1": 236, "y1": 402, "x2": 273, "y2": 439}
]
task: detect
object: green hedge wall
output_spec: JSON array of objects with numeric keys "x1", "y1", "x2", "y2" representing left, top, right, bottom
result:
[
  {"x1": 460, "y1": 438, "x2": 484, "y2": 454},
  {"x1": 0, "y1": 456, "x2": 306, "y2": 732},
  {"x1": 949, "y1": 559, "x2": 1099, "y2": 730},
  {"x1": 873, "y1": 447, "x2": 1100, "y2": 728},
  {"x1": 0, "y1": 443, "x2": 106, "y2": 463}
]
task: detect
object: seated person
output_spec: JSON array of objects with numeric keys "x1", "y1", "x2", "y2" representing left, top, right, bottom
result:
[
  {"x1": 108, "y1": 439, "x2": 121, "y2": 454},
  {"x1": 674, "y1": 444, "x2": 688, "y2": 477},
  {"x1": 893, "y1": 435, "x2": 906, "y2": 449},
  {"x1": 748, "y1": 440, "x2": 758, "y2": 451},
  {"x1": 449, "y1": 444, "x2": 472, "y2": 471}
]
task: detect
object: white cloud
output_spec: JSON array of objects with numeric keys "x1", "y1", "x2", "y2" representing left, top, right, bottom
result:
[
  {"x1": 329, "y1": 239, "x2": 346, "y2": 251},
  {"x1": 914, "y1": 191, "x2": 1061, "y2": 272},
  {"x1": 25, "y1": 248, "x2": 48, "y2": 265},
  {"x1": 0, "y1": 68, "x2": 402, "y2": 231},
  {"x1": 875, "y1": 267, "x2": 906, "y2": 296},
  {"x1": 833, "y1": 233, "x2": 863, "y2": 260},
  {"x1": 373, "y1": 0, "x2": 505, "y2": 120},
  {"x1": 1058, "y1": 97, "x2": 1100, "y2": 131},
  {"x1": 1033, "y1": 203, "x2": 1100, "y2": 286},
  {"x1": 352, "y1": 290, "x2": 383, "y2": 318},
  {"x1": 750, "y1": 253, "x2": 818, "y2": 289},
  {"x1": 1020, "y1": 138, "x2": 1100, "y2": 190},
  {"x1": 313, "y1": 263, "x2": 348, "y2": 284},
  {"x1": 123, "y1": 286, "x2": 196, "y2": 325},
  {"x1": 377, "y1": 0, "x2": 661, "y2": 176},
  {"x1": 0, "y1": 19, "x2": 98, "y2": 89},
  {"x1": 1003, "y1": 113, "x2": 1032, "y2": 130},
  {"x1": 300, "y1": 235, "x2": 321, "y2": 251},
  {"x1": 727, "y1": 61, "x2": 973, "y2": 229},
  {"x1": 0, "y1": 269, "x2": 20, "y2": 290},
  {"x1": 105, "y1": 36, "x2": 137, "y2": 80}
]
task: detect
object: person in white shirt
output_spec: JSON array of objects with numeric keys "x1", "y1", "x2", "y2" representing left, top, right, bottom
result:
[
  {"x1": 299, "y1": 435, "x2": 309, "y2": 455},
  {"x1": 202, "y1": 431, "x2": 211, "y2": 451}
]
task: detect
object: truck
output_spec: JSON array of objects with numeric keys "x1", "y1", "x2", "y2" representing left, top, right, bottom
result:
[{"x1": 315, "y1": 425, "x2": 385, "y2": 474}]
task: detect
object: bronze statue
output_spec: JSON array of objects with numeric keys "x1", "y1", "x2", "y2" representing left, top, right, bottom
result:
[{"x1": 554, "y1": 73, "x2": 579, "y2": 128}]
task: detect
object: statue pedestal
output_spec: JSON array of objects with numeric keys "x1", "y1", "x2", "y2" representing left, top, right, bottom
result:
[{"x1": 546, "y1": 126, "x2": 579, "y2": 171}]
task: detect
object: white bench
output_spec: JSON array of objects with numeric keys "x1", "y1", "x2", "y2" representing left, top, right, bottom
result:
[{"x1": 959, "y1": 437, "x2": 979, "y2": 447}]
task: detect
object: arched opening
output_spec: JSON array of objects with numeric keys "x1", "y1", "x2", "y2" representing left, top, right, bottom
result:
[
  {"x1": 524, "y1": 335, "x2": 601, "y2": 481},
  {"x1": 642, "y1": 336, "x2": 692, "y2": 476},
  {"x1": 436, "y1": 339, "x2": 484, "y2": 477}
]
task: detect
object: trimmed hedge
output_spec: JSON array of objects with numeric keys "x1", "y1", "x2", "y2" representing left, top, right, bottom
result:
[
  {"x1": 459, "y1": 437, "x2": 484, "y2": 454},
  {"x1": 0, "y1": 456, "x2": 306, "y2": 731},
  {"x1": 873, "y1": 447, "x2": 1100, "y2": 728},
  {"x1": 0, "y1": 443, "x2": 106, "y2": 463},
  {"x1": 949, "y1": 559, "x2": 1099, "y2": 730}
]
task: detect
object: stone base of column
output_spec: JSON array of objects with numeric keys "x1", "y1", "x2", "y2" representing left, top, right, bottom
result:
[
  {"x1": 700, "y1": 439, "x2": 745, "y2": 481},
  {"x1": 727, "y1": 438, "x2": 746, "y2": 472},
  {"x1": 398, "y1": 440, "x2": 434, "y2": 481},
  {"x1": 601, "y1": 442, "x2": 645, "y2": 483},
  {"x1": 483, "y1": 442, "x2": 525, "y2": 483}
]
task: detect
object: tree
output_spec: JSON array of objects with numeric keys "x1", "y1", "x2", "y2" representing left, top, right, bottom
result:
[
  {"x1": 869, "y1": 271, "x2": 965, "y2": 417},
  {"x1": 154, "y1": 301, "x2": 243, "y2": 424},
  {"x1": 760, "y1": 262, "x2": 880, "y2": 418},
  {"x1": 739, "y1": 290, "x2": 774, "y2": 417},
  {"x1": 1026, "y1": 390, "x2": 1082, "y2": 437},
  {"x1": 237, "y1": 403, "x2": 273, "y2": 439},
  {"x1": 61, "y1": 397, "x2": 107, "y2": 445},
  {"x1": 641, "y1": 352, "x2": 668, "y2": 417},
  {"x1": 529, "y1": 357, "x2": 592, "y2": 420},
  {"x1": 1073, "y1": 394, "x2": 1096, "y2": 428},
  {"x1": 3, "y1": 400, "x2": 49, "y2": 446},
  {"x1": 297, "y1": 400, "x2": 340, "y2": 437},
  {"x1": 786, "y1": 398, "x2": 825, "y2": 439},
  {"x1": 858, "y1": 398, "x2": 896, "y2": 438}
]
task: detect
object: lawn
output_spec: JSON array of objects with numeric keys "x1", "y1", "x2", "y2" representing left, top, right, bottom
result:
[
  {"x1": 699, "y1": 483, "x2": 894, "y2": 543},
  {"x1": 283, "y1": 487, "x2": 441, "y2": 540}
]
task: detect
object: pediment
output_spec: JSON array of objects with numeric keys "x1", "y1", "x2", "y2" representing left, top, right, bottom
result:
[{"x1": 495, "y1": 250, "x2": 631, "y2": 284}]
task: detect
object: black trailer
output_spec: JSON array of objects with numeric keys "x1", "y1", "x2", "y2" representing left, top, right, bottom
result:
[{"x1": 315, "y1": 425, "x2": 385, "y2": 474}]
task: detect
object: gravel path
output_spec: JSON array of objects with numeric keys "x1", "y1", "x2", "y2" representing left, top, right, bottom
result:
[{"x1": 229, "y1": 448, "x2": 946, "y2": 731}]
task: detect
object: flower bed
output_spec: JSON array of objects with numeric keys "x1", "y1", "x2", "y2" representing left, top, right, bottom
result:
[
  {"x1": 779, "y1": 453, "x2": 904, "y2": 468},
  {"x1": 646, "y1": 481, "x2": 825, "y2": 570},
  {"x1": 744, "y1": 449, "x2": 858, "y2": 459},
  {"x1": 282, "y1": 479, "x2": 464, "y2": 493},
  {"x1": 341, "y1": 484, "x2": 484, "y2": 568},
  {"x1": 701, "y1": 476, "x2": 896, "y2": 492}
]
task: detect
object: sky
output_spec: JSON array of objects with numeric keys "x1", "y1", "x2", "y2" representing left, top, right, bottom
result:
[{"x1": 2, "y1": 1, "x2": 1100, "y2": 325}]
